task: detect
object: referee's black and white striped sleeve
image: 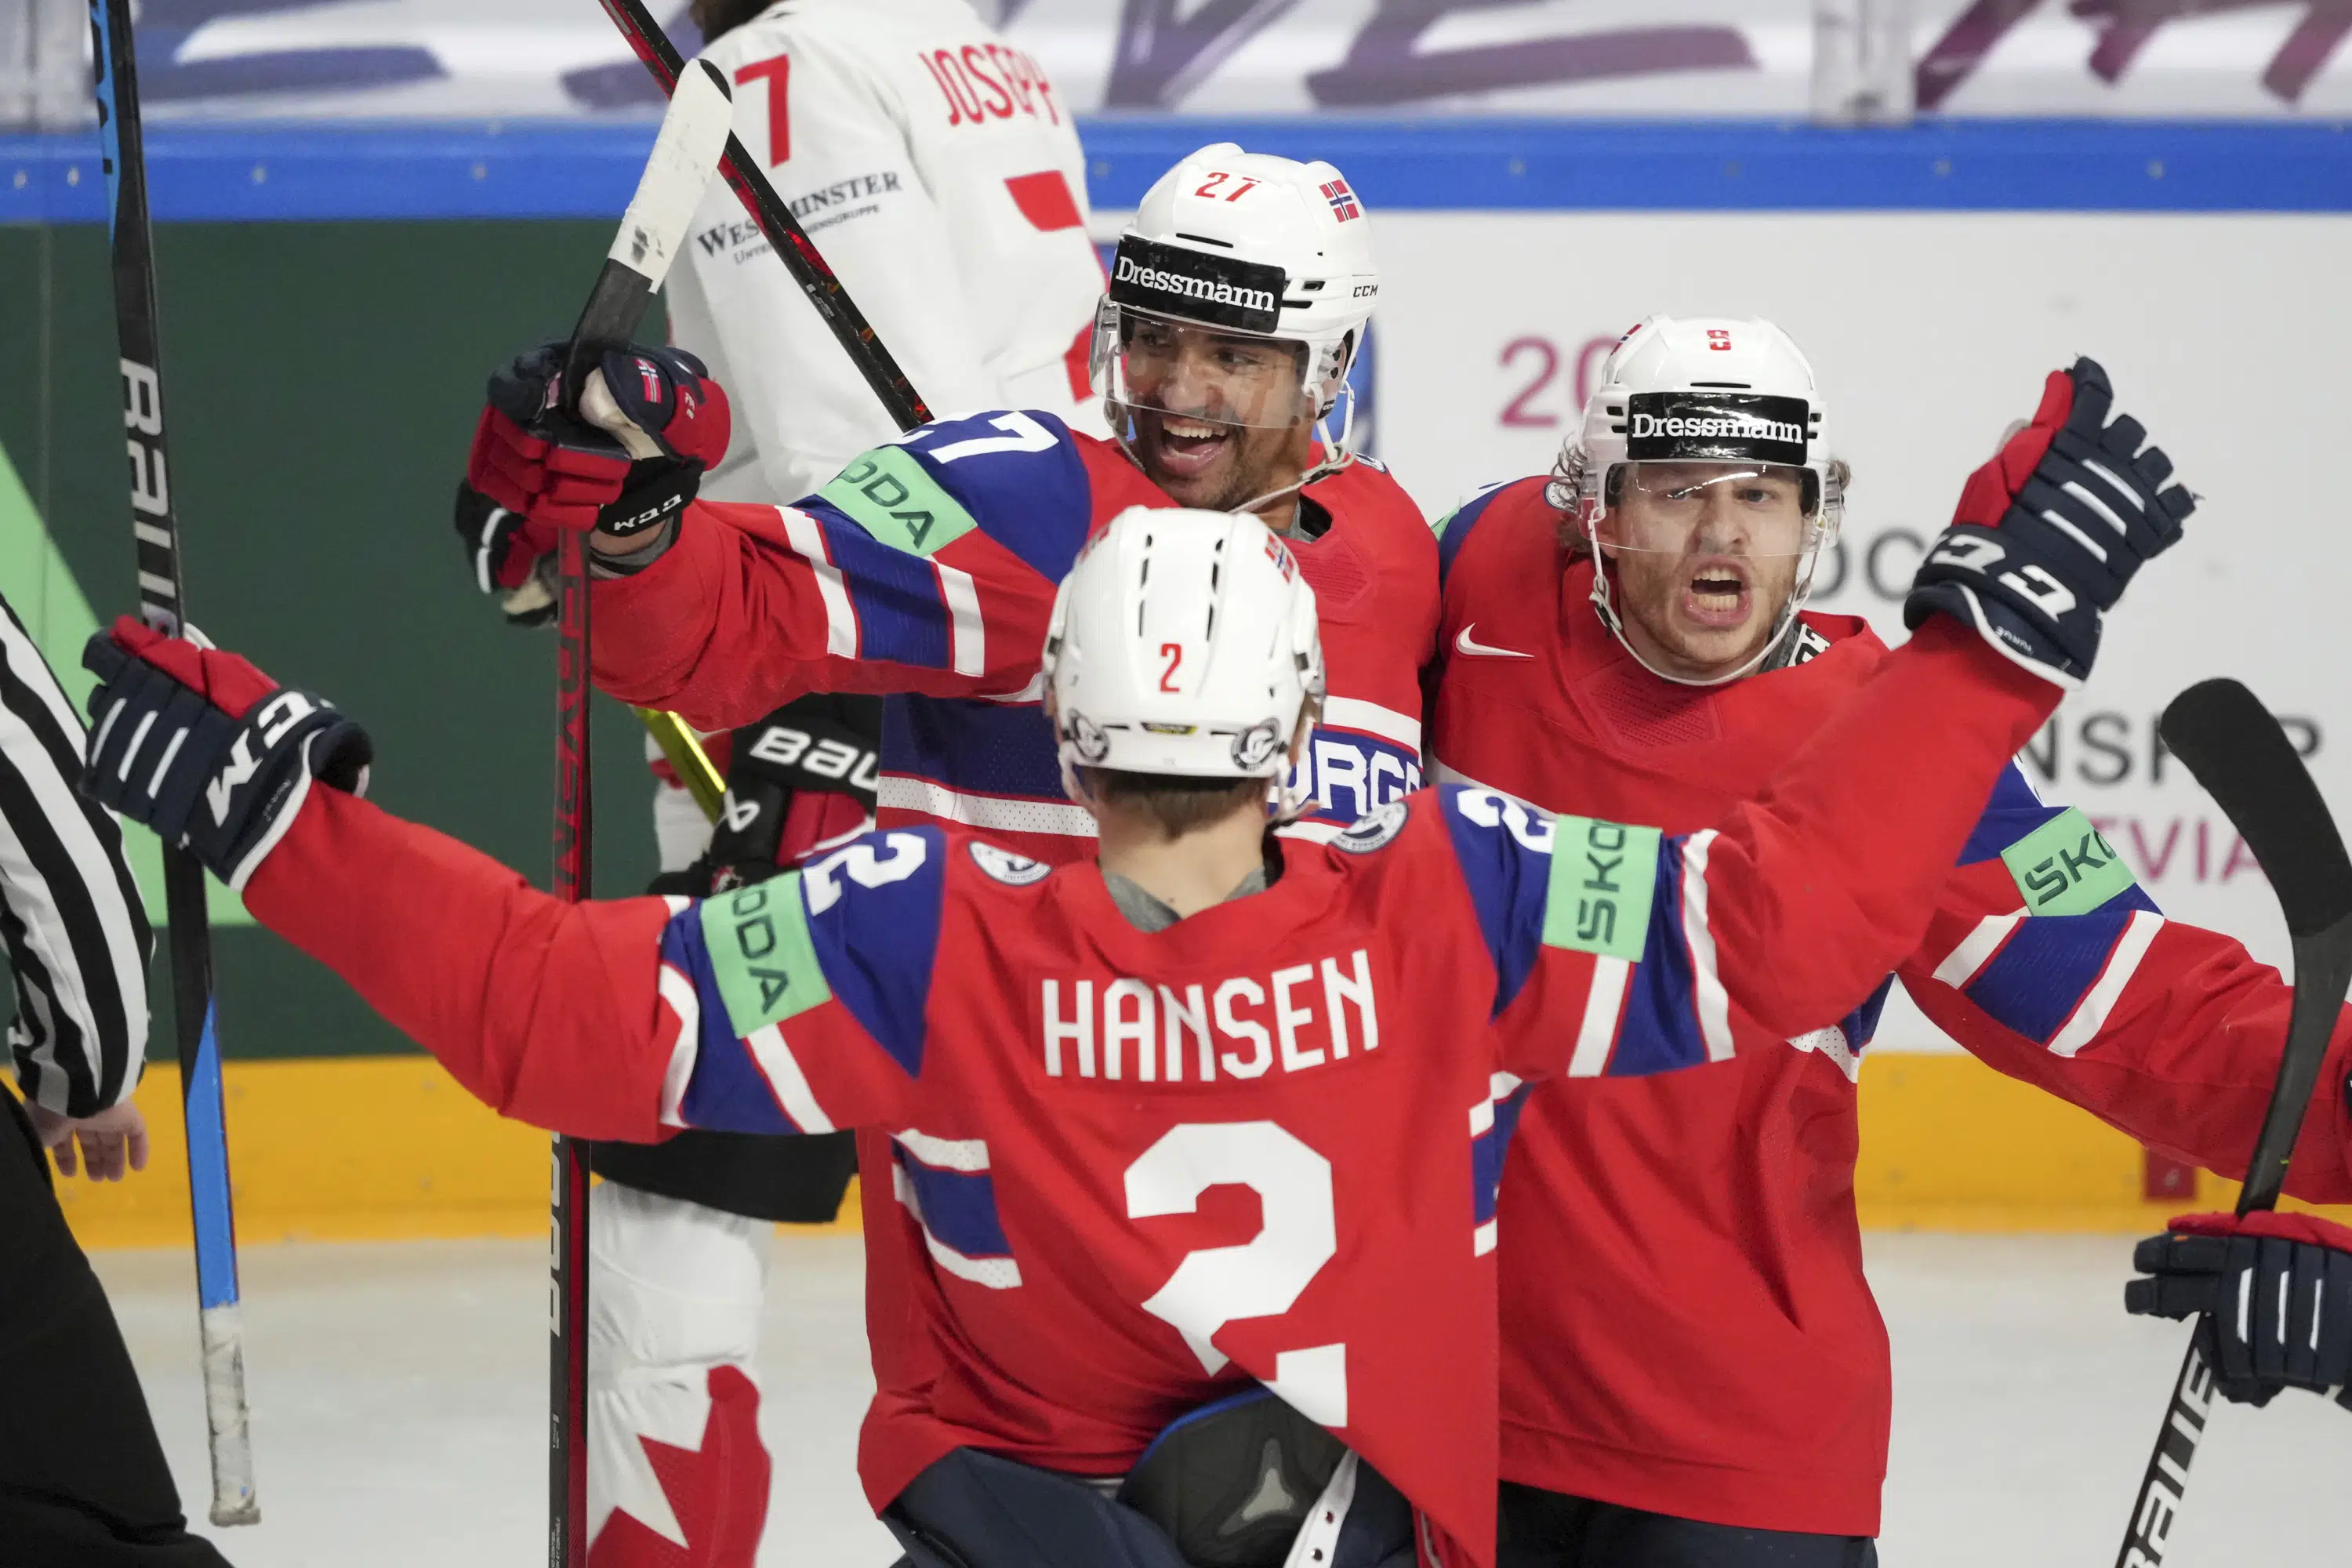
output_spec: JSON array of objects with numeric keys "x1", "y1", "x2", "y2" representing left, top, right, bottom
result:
[{"x1": 0, "y1": 593, "x2": 152, "y2": 1118}]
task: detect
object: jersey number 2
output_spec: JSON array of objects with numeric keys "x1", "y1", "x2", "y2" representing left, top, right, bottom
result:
[{"x1": 1125, "y1": 1121, "x2": 1348, "y2": 1427}]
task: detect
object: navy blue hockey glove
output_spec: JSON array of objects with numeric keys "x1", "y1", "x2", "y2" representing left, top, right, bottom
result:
[
  {"x1": 1905, "y1": 358, "x2": 2194, "y2": 685},
  {"x1": 81, "y1": 618, "x2": 371, "y2": 891},
  {"x1": 2126, "y1": 1210, "x2": 2352, "y2": 1412}
]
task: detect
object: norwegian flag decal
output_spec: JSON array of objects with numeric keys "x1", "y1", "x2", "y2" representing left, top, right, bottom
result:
[{"x1": 1321, "y1": 177, "x2": 1360, "y2": 222}]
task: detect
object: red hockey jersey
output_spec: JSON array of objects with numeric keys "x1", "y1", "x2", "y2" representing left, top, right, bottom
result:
[
  {"x1": 591, "y1": 411, "x2": 1437, "y2": 862},
  {"x1": 243, "y1": 622, "x2": 2056, "y2": 1567},
  {"x1": 1428, "y1": 477, "x2": 2352, "y2": 1537}
]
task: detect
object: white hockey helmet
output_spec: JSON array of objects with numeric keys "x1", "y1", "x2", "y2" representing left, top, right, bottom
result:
[
  {"x1": 1043, "y1": 506, "x2": 1326, "y2": 815},
  {"x1": 1553, "y1": 315, "x2": 1845, "y2": 686},
  {"x1": 1092, "y1": 143, "x2": 1377, "y2": 437}
]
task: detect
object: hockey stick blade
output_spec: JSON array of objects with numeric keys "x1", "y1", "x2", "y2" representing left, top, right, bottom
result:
[
  {"x1": 591, "y1": 0, "x2": 935, "y2": 432},
  {"x1": 2156, "y1": 677, "x2": 2352, "y2": 1214},
  {"x1": 2113, "y1": 680, "x2": 2352, "y2": 1568},
  {"x1": 2158, "y1": 680, "x2": 2352, "y2": 942},
  {"x1": 559, "y1": 56, "x2": 733, "y2": 402}
]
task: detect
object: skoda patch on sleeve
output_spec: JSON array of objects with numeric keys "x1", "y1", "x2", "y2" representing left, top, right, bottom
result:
[
  {"x1": 1541, "y1": 815, "x2": 1663, "y2": 963},
  {"x1": 2000, "y1": 807, "x2": 2137, "y2": 917},
  {"x1": 819, "y1": 446, "x2": 978, "y2": 557},
  {"x1": 699, "y1": 874, "x2": 834, "y2": 1035}
]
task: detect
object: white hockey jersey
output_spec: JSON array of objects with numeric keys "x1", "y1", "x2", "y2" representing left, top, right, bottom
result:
[{"x1": 667, "y1": 0, "x2": 1108, "y2": 506}]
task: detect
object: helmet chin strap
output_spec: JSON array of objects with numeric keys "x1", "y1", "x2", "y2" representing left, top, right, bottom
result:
[{"x1": 1587, "y1": 539, "x2": 1824, "y2": 690}]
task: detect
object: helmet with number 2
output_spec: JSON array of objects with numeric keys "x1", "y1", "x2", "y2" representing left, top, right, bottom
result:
[
  {"x1": 1092, "y1": 143, "x2": 1378, "y2": 444},
  {"x1": 1552, "y1": 315, "x2": 1846, "y2": 687},
  {"x1": 1043, "y1": 506, "x2": 1326, "y2": 817}
]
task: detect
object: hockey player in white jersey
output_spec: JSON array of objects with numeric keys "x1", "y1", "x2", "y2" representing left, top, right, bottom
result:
[
  {"x1": 670, "y1": 0, "x2": 1108, "y2": 505},
  {"x1": 454, "y1": 4, "x2": 1105, "y2": 1563}
]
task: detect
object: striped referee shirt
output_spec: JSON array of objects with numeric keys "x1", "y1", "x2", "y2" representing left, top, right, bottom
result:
[{"x1": 0, "y1": 592, "x2": 151, "y2": 1116}]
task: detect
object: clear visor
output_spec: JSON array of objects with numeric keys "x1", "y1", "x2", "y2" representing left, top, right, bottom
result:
[
  {"x1": 1093, "y1": 302, "x2": 1326, "y2": 432},
  {"x1": 1588, "y1": 462, "x2": 1829, "y2": 561}
]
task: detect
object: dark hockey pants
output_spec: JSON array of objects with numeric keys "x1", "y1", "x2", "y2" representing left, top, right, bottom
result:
[
  {"x1": 884, "y1": 1445, "x2": 1417, "y2": 1568},
  {"x1": 0, "y1": 1087, "x2": 231, "y2": 1566},
  {"x1": 1497, "y1": 1483, "x2": 1876, "y2": 1568}
]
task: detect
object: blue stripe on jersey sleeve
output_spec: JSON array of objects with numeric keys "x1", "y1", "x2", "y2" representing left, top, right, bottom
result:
[
  {"x1": 1436, "y1": 785, "x2": 1554, "y2": 1018},
  {"x1": 657, "y1": 913, "x2": 804, "y2": 1134},
  {"x1": 883, "y1": 693, "x2": 1066, "y2": 800},
  {"x1": 1960, "y1": 905, "x2": 2137, "y2": 1044},
  {"x1": 894, "y1": 1145, "x2": 1014, "y2": 1261},
  {"x1": 803, "y1": 503, "x2": 951, "y2": 670},
  {"x1": 902, "y1": 411, "x2": 1094, "y2": 586},
  {"x1": 1433, "y1": 481, "x2": 1512, "y2": 592},
  {"x1": 1606, "y1": 836, "x2": 1714, "y2": 1076},
  {"x1": 1843, "y1": 975, "x2": 1896, "y2": 1054},
  {"x1": 802, "y1": 827, "x2": 949, "y2": 1077},
  {"x1": 1955, "y1": 764, "x2": 2056, "y2": 866}
]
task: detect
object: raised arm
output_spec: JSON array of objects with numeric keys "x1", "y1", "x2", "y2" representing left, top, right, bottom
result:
[
  {"x1": 1473, "y1": 359, "x2": 2196, "y2": 1078},
  {"x1": 587, "y1": 410, "x2": 1101, "y2": 727},
  {"x1": 78, "y1": 622, "x2": 928, "y2": 1142},
  {"x1": 1900, "y1": 769, "x2": 2352, "y2": 1202}
]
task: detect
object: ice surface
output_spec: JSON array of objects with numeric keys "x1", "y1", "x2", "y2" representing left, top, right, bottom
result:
[{"x1": 92, "y1": 1231, "x2": 2344, "y2": 1566}]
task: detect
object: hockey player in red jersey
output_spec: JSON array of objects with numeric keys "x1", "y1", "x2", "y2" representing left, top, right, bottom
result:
[
  {"x1": 460, "y1": 143, "x2": 1434, "y2": 1512},
  {"x1": 462, "y1": 143, "x2": 1432, "y2": 865},
  {"x1": 79, "y1": 482, "x2": 2172, "y2": 1567},
  {"x1": 1426, "y1": 321, "x2": 2339, "y2": 1564}
]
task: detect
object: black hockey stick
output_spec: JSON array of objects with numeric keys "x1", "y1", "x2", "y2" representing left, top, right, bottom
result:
[
  {"x1": 590, "y1": 0, "x2": 936, "y2": 434},
  {"x1": 2112, "y1": 678, "x2": 2352, "y2": 1568},
  {"x1": 86, "y1": 0, "x2": 258, "y2": 1527},
  {"x1": 543, "y1": 60, "x2": 736, "y2": 1568}
]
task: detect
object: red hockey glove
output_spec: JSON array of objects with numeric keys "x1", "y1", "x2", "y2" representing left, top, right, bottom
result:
[
  {"x1": 452, "y1": 479, "x2": 561, "y2": 626},
  {"x1": 461, "y1": 340, "x2": 731, "y2": 540},
  {"x1": 79, "y1": 618, "x2": 372, "y2": 891},
  {"x1": 2126, "y1": 1210, "x2": 2352, "y2": 1411},
  {"x1": 1905, "y1": 358, "x2": 2194, "y2": 687}
]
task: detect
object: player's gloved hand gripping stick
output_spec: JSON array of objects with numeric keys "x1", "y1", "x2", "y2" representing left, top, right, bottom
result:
[{"x1": 2106, "y1": 679, "x2": 2352, "y2": 1568}]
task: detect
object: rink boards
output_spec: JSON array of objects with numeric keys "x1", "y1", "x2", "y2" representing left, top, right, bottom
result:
[{"x1": 3, "y1": 118, "x2": 2347, "y2": 1243}]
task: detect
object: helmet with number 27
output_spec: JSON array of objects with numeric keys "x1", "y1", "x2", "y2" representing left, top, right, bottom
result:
[
  {"x1": 1092, "y1": 143, "x2": 1378, "y2": 509},
  {"x1": 1552, "y1": 315, "x2": 1846, "y2": 688}
]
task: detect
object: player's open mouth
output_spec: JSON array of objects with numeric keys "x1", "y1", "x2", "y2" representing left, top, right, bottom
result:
[
  {"x1": 1150, "y1": 416, "x2": 1232, "y2": 480},
  {"x1": 1682, "y1": 561, "x2": 1751, "y2": 629}
]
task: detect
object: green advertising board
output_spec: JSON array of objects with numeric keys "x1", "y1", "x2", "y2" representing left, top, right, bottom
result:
[{"x1": 0, "y1": 221, "x2": 666, "y2": 1058}]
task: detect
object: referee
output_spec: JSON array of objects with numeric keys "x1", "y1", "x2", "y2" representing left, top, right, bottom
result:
[{"x1": 0, "y1": 590, "x2": 230, "y2": 1566}]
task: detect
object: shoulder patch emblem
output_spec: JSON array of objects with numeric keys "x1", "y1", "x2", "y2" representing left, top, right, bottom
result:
[
  {"x1": 1333, "y1": 798, "x2": 1410, "y2": 855},
  {"x1": 969, "y1": 840, "x2": 1051, "y2": 886}
]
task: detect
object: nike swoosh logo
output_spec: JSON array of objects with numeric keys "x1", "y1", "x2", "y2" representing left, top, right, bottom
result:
[{"x1": 1456, "y1": 624, "x2": 1533, "y2": 659}]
